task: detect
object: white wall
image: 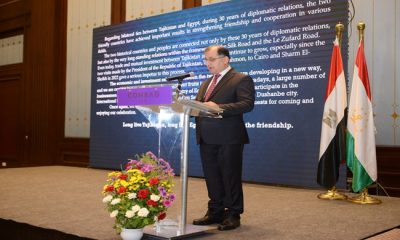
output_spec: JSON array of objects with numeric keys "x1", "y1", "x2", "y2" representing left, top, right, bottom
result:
[
  {"x1": 126, "y1": 0, "x2": 182, "y2": 21},
  {"x1": 65, "y1": 0, "x2": 111, "y2": 137},
  {"x1": 348, "y1": 0, "x2": 400, "y2": 145}
]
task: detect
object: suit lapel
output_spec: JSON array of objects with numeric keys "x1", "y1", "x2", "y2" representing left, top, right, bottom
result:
[
  {"x1": 207, "y1": 69, "x2": 235, "y2": 100},
  {"x1": 198, "y1": 78, "x2": 212, "y2": 101}
]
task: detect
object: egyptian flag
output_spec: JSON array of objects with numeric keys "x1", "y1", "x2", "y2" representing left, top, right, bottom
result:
[
  {"x1": 346, "y1": 39, "x2": 377, "y2": 192},
  {"x1": 317, "y1": 37, "x2": 347, "y2": 188}
]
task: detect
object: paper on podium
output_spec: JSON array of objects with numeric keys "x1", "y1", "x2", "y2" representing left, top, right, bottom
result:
[
  {"x1": 135, "y1": 102, "x2": 185, "y2": 114},
  {"x1": 133, "y1": 98, "x2": 223, "y2": 117},
  {"x1": 134, "y1": 105, "x2": 163, "y2": 113},
  {"x1": 176, "y1": 99, "x2": 223, "y2": 117}
]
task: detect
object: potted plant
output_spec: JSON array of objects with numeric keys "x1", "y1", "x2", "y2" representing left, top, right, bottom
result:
[{"x1": 102, "y1": 151, "x2": 176, "y2": 239}]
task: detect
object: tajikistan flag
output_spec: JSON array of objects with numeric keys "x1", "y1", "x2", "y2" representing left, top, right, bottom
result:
[
  {"x1": 346, "y1": 39, "x2": 377, "y2": 193},
  {"x1": 317, "y1": 37, "x2": 347, "y2": 189}
]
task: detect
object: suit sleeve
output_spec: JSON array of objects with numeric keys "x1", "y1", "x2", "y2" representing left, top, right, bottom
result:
[{"x1": 218, "y1": 75, "x2": 255, "y2": 117}]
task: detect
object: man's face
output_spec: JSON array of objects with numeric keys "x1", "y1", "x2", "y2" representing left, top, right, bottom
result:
[{"x1": 204, "y1": 47, "x2": 229, "y2": 75}]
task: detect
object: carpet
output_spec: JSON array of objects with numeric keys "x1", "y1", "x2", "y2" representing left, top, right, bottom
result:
[{"x1": 1, "y1": 166, "x2": 400, "y2": 240}]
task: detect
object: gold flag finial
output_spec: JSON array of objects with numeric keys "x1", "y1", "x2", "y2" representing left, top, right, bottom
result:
[
  {"x1": 357, "y1": 22, "x2": 365, "y2": 42},
  {"x1": 335, "y1": 22, "x2": 344, "y2": 46}
]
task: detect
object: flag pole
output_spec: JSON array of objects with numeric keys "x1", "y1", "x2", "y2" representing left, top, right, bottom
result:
[
  {"x1": 317, "y1": 22, "x2": 347, "y2": 201},
  {"x1": 347, "y1": 22, "x2": 381, "y2": 205}
]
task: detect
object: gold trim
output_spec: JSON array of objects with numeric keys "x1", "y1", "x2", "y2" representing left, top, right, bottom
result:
[
  {"x1": 317, "y1": 186, "x2": 347, "y2": 200},
  {"x1": 348, "y1": 189, "x2": 382, "y2": 204},
  {"x1": 357, "y1": 22, "x2": 365, "y2": 42},
  {"x1": 335, "y1": 22, "x2": 344, "y2": 46}
]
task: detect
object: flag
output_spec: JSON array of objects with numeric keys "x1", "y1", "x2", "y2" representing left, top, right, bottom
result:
[
  {"x1": 346, "y1": 39, "x2": 377, "y2": 192},
  {"x1": 317, "y1": 37, "x2": 347, "y2": 188}
]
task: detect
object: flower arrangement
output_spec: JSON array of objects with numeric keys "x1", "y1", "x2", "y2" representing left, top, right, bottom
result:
[{"x1": 102, "y1": 151, "x2": 176, "y2": 232}]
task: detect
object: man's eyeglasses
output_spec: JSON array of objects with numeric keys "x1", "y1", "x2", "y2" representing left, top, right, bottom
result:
[{"x1": 203, "y1": 56, "x2": 225, "y2": 64}]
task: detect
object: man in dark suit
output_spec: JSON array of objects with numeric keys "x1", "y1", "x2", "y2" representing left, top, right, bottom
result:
[{"x1": 192, "y1": 45, "x2": 255, "y2": 231}]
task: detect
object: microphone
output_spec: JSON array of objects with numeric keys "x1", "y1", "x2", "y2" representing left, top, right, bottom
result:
[{"x1": 166, "y1": 72, "x2": 195, "y2": 81}]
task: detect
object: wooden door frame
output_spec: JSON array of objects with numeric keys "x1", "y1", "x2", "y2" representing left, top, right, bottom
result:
[{"x1": 0, "y1": 63, "x2": 25, "y2": 167}]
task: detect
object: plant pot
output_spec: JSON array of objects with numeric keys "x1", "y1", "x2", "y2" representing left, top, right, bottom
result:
[{"x1": 120, "y1": 228, "x2": 144, "y2": 240}]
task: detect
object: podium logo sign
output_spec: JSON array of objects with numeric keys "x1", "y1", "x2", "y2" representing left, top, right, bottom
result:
[{"x1": 117, "y1": 86, "x2": 172, "y2": 106}]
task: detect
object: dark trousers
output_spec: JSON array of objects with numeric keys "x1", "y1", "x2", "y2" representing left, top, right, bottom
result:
[{"x1": 200, "y1": 143, "x2": 244, "y2": 217}]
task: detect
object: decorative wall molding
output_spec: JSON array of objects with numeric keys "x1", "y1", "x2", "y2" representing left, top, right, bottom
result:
[
  {"x1": 60, "y1": 138, "x2": 89, "y2": 167},
  {"x1": 0, "y1": 0, "x2": 29, "y2": 33},
  {"x1": 0, "y1": 35, "x2": 23, "y2": 66},
  {"x1": 373, "y1": 146, "x2": 400, "y2": 197}
]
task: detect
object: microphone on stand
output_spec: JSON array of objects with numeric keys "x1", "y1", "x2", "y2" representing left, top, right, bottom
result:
[{"x1": 166, "y1": 72, "x2": 195, "y2": 81}]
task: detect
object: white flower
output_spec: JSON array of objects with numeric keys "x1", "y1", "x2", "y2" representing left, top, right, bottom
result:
[
  {"x1": 137, "y1": 207, "x2": 149, "y2": 217},
  {"x1": 128, "y1": 192, "x2": 137, "y2": 199},
  {"x1": 150, "y1": 194, "x2": 160, "y2": 202},
  {"x1": 131, "y1": 204, "x2": 140, "y2": 213},
  {"x1": 102, "y1": 195, "x2": 113, "y2": 203},
  {"x1": 110, "y1": 198, "x2": 121, "y2": 205},
  {"x1": 110, "y1": 210, "x2": 118, "y2": 218},
  {"x1": 125, "y1": 210, "x2": 135, "y2": 218}
]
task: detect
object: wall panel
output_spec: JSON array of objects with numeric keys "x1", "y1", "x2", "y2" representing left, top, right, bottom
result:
[
  {"x1": 0, "y1": 64, "x2": 23, "y2": 167},
  {"x1": 65, "y1": 0, "x2": 111, "y2": 137},
  {"x1": 126, "y1": 0, "x2": 181, "y2": 21}
]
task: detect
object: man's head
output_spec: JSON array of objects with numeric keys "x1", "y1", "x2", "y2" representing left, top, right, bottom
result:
[{"x1": 204, "y1": 45, "x2": 230, "y2": 75}]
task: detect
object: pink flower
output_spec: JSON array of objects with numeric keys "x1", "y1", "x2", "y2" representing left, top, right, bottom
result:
[
  {"x1": 163, "y1": 200, "x2": 172, "y2": 207},
  {"x1": 146, "y1": 151, "x2": 157, "y2": 160}
]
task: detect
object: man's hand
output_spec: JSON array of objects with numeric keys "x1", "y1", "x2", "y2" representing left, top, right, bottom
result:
[{"x1": 204, "y1": 101, "x2": 219, "y2": 108}]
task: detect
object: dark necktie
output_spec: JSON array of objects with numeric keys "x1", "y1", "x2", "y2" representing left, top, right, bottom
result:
[{"x1": 204, "y1": 74, "x2": 220, "y2": 101}]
